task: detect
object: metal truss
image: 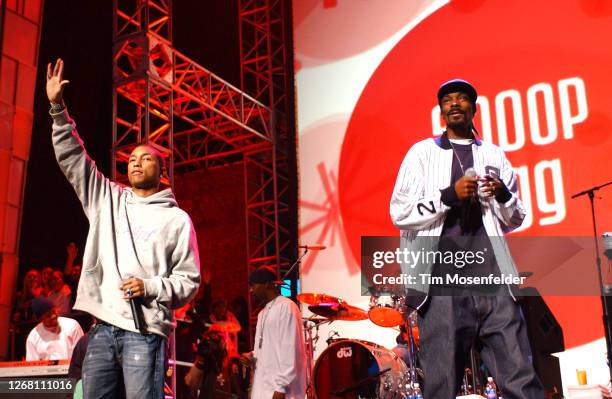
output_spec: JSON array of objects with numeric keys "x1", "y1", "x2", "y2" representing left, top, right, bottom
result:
[
  {"x1": 112, "y1": 0, "x2": 275, "y2": 185},
  {"x1": 239, "y1": 0, "x2": 296, "y2": 344},
  {"x1": 111, "y1": 1, "x2": 288, "y2": 397}
]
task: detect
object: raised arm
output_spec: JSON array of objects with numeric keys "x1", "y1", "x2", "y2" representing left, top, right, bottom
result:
[
  {"x1": 46, "y1": 59, "x2": 70, "y2": 105},
  {"x1": 64, "y1": 242, "x2": 77, "y2": 275},
  {"x1": 47, "y1": 59, "x2": 116, "y2": 219}
]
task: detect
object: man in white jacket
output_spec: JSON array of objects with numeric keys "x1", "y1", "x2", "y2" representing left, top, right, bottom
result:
[
  {"x1": 241, "y1": 267, "x2": 306, "y2": 399},
  {"x1": 390, "y1": 79, "x2": 544, "y2": 399},
  {"x1": 47, "y1": 58, "x2": 201, "y2": 399}
]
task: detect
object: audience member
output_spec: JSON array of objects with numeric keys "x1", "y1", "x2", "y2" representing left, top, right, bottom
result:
[
  {"x1": 41, "y1": 266, "x2": 54, "y2": 296},
  {"x1": 12, "y1": 269, "x2": 43, "y2": 323},
  {"x1": 230, "y1": 296, "x2": 250, "y2": 354},
  {"x1": 209, "y1": 299, "x2": 241, "y2": 359},
  {"x1": 63, "y1": 242, "x2": 81, "y2": 295},
  {"x1": 26, "y1": 297, "x2": 83, "y2": 361},
  {"x1": 47, "y1": 270, "x2": 72, "y2": 316}
]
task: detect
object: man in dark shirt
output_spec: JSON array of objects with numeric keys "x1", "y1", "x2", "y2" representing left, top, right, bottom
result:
[{"x1": 390, "y1": 79, "x2": 544, "y2": 399}]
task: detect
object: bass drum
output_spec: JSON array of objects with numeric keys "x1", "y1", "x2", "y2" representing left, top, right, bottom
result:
[{"x1": 313, "y1": 339, "x2": 408, "y2": 399}]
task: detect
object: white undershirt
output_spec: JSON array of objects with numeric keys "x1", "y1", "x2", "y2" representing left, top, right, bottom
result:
[{"x1": 449, "y1": 138, "x2": 474, "y2": 144}]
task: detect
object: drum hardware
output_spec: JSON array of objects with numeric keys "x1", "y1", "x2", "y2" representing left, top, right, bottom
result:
[
  {"x1": 329, "y1": 367, "x2": 391, "y2": 396},
  {"x1": 313, "y1": 339, "x2": 409, "y2": 399},
  {"x1": 303, "y1": 315, "x2": 333, "y2": 399},
  {"x1": 326, "y1": 330, "x2": 341, "y2": 345},
  {"x1": 308, "y1": 303, "x2": 368, "y2": 321},
  {"x1": 368, "y1": 295, "x2": 407, "y2": 327},
  {"x1": 403, "y1": 311, "x2": 419, "y2": 389},
  {"x1": 298, "y1": 293, "x2": 368, "y2": 321},
  {"x1": 297, "y1": 293, "x2": 343, "y2": 306},
  {"x1": 461, "y1": 368, "x2": 473, "y2": 395}
]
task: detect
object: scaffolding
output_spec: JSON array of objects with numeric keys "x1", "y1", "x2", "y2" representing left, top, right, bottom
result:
[
  {"x1": 111, "y1": 0, "x2": 295, "y2": 381},
  {"x1": 239, "y1": 0, "x2": 295, "y2": 343}
]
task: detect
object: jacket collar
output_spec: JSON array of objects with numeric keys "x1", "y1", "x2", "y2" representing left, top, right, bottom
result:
[{"x1": 434, "y1": 130, "x2": 482, "y2": 149}]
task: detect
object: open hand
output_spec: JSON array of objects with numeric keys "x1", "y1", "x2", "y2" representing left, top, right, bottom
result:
[
  {"x1": 66, "y1": 242, "x2": 78, "y2": 261},
  {"x1": 46, "y1": 58, "x2": 69, "y2": 104}
]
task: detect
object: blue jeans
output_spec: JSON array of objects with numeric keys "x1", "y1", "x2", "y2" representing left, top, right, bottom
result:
[
  {"x1": 82, "y1": 323, "x2": 166, "y2": 399},
  {"x1": 417, "y1": 295, "x2": 545, "y2": 399}
]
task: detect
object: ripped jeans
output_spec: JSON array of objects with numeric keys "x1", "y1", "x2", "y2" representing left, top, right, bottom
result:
[{"x1": 82, "y1": 322, "x2": 166, "y2": 399}]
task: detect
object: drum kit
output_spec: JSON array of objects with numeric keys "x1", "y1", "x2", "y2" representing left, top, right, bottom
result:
[{"x1": 298, "y1": 292, "x2": 420, "y2": 399}]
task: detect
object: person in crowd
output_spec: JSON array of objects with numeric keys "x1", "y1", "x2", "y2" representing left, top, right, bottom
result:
[
  {"x1": 209, "y1": 299, "x2": 245, "y2": 398},
  {"x1": 230, "y1": 296, "x2": 250, "y2": 354},
  {"x1": 209, "y1": 299, "x2": 241, "y2": 359},
  {"x1": 12, "y1": 268, "x2": 43, "y2": 323},
  {"x1": 25, "y1": 297, "x2": 83, "y2": 361},
  {"x1": 64, "y1": 242, "x2": 81, "y2": 296},
  {"x1": 41, "y1": 266, "x2": 55, "y2": 296},
  {"x1": 184, "y1": 330, "x2": 228, "y2": 399},
  {"x1": 47, "y1": 270, "x2": 72, "y2": 316}
]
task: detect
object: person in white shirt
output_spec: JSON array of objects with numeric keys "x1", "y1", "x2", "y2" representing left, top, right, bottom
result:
[
  {"x1": 26, "y1": 297, "x2": 84, "y2": 361},
  {"x1": 241, "y1": 267, "x2": 306, "y2": 399}
]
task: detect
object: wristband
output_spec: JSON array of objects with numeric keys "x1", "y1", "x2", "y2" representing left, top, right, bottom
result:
[{"x1": 50, "y1": 101, "x2": 65, "y2": 112}]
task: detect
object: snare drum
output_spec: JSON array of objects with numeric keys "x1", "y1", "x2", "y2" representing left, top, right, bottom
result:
[
  {"x1": 313, "y1": 339, "x2": 409, "y2": 399},
  {"x1": 368, "y1": 295, "x2": 406, "y2": 327}
]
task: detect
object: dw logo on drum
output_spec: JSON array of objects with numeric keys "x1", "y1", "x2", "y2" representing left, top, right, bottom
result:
[{"x1": 336, "y1": 347, "x2": 353, "y2": 359}]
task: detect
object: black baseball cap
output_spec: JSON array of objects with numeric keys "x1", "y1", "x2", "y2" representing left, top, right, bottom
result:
[
  {"x1": 437, "y1": 79, "x2": 478, "y2": 107},
  {"x1": 248, "y1": 267, "x2": 282, "y2": 285},
  {"x1": 31, "y1": 297, "x2": 55, "y2": 319}
]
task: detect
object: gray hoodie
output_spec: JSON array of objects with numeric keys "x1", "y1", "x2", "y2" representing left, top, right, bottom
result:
[{"x1": 51, "y1": 109, "x2": 201, "y2": 338}]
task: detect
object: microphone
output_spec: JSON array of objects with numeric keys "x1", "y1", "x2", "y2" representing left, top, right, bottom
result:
[
  {"x1": 298, "y1": 244, "x2": 327, "y2": 250},
  {"x1": 124, "y1": 275, "x2": 143, "y2": 331},
  {"x1": 130, "y1": 296, "x2": 142, "y2": 331},
  {"x1": 461, "y1": 168, "x2": 478, "y2": 231},
  {"x1": 464, "y1": 167, "x2": 477, "y2": 179}
]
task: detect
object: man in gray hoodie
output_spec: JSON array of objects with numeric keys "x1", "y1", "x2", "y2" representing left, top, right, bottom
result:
[{"x1": 46, "y1": 58, "x2": 201, "y2": 399}]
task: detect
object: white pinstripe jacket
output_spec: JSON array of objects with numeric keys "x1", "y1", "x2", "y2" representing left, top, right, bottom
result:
[{"x1": 389, "y1": 134, "x2": 526, "y2": 309}]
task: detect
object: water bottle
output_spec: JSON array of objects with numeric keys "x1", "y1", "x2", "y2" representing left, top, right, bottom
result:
[
  {"x1": 413, "y1": 383, "x2": 423, "y2": 399},
  {"x1": 402, "y1": 384, "x2": 414, "y2": 399},
  {"x1": 403, "y1": 383, "x2": 414, "y2": 399},
  {"x1": 485, "y1": 376, "x2": 498, "y2": 399}
]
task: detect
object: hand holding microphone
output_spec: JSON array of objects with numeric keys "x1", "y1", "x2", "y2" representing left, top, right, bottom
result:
[
  {"x1": 454, "y1": 167, "x2": 479, "y2": 200},
  {"x1": 121, "y1": 276, "x2": 145, "y2": 299},
  {"x1": 120, "y1": 275, "x2": 145, "y2": 331}
]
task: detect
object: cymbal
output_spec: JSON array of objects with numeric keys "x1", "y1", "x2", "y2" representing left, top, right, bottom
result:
[
  {"x1": 308, "y1": 303, "x2": 368, "y2": 321},
  {"x1": 297, "y1": 292, "x2": 342, "y2": 306}
]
